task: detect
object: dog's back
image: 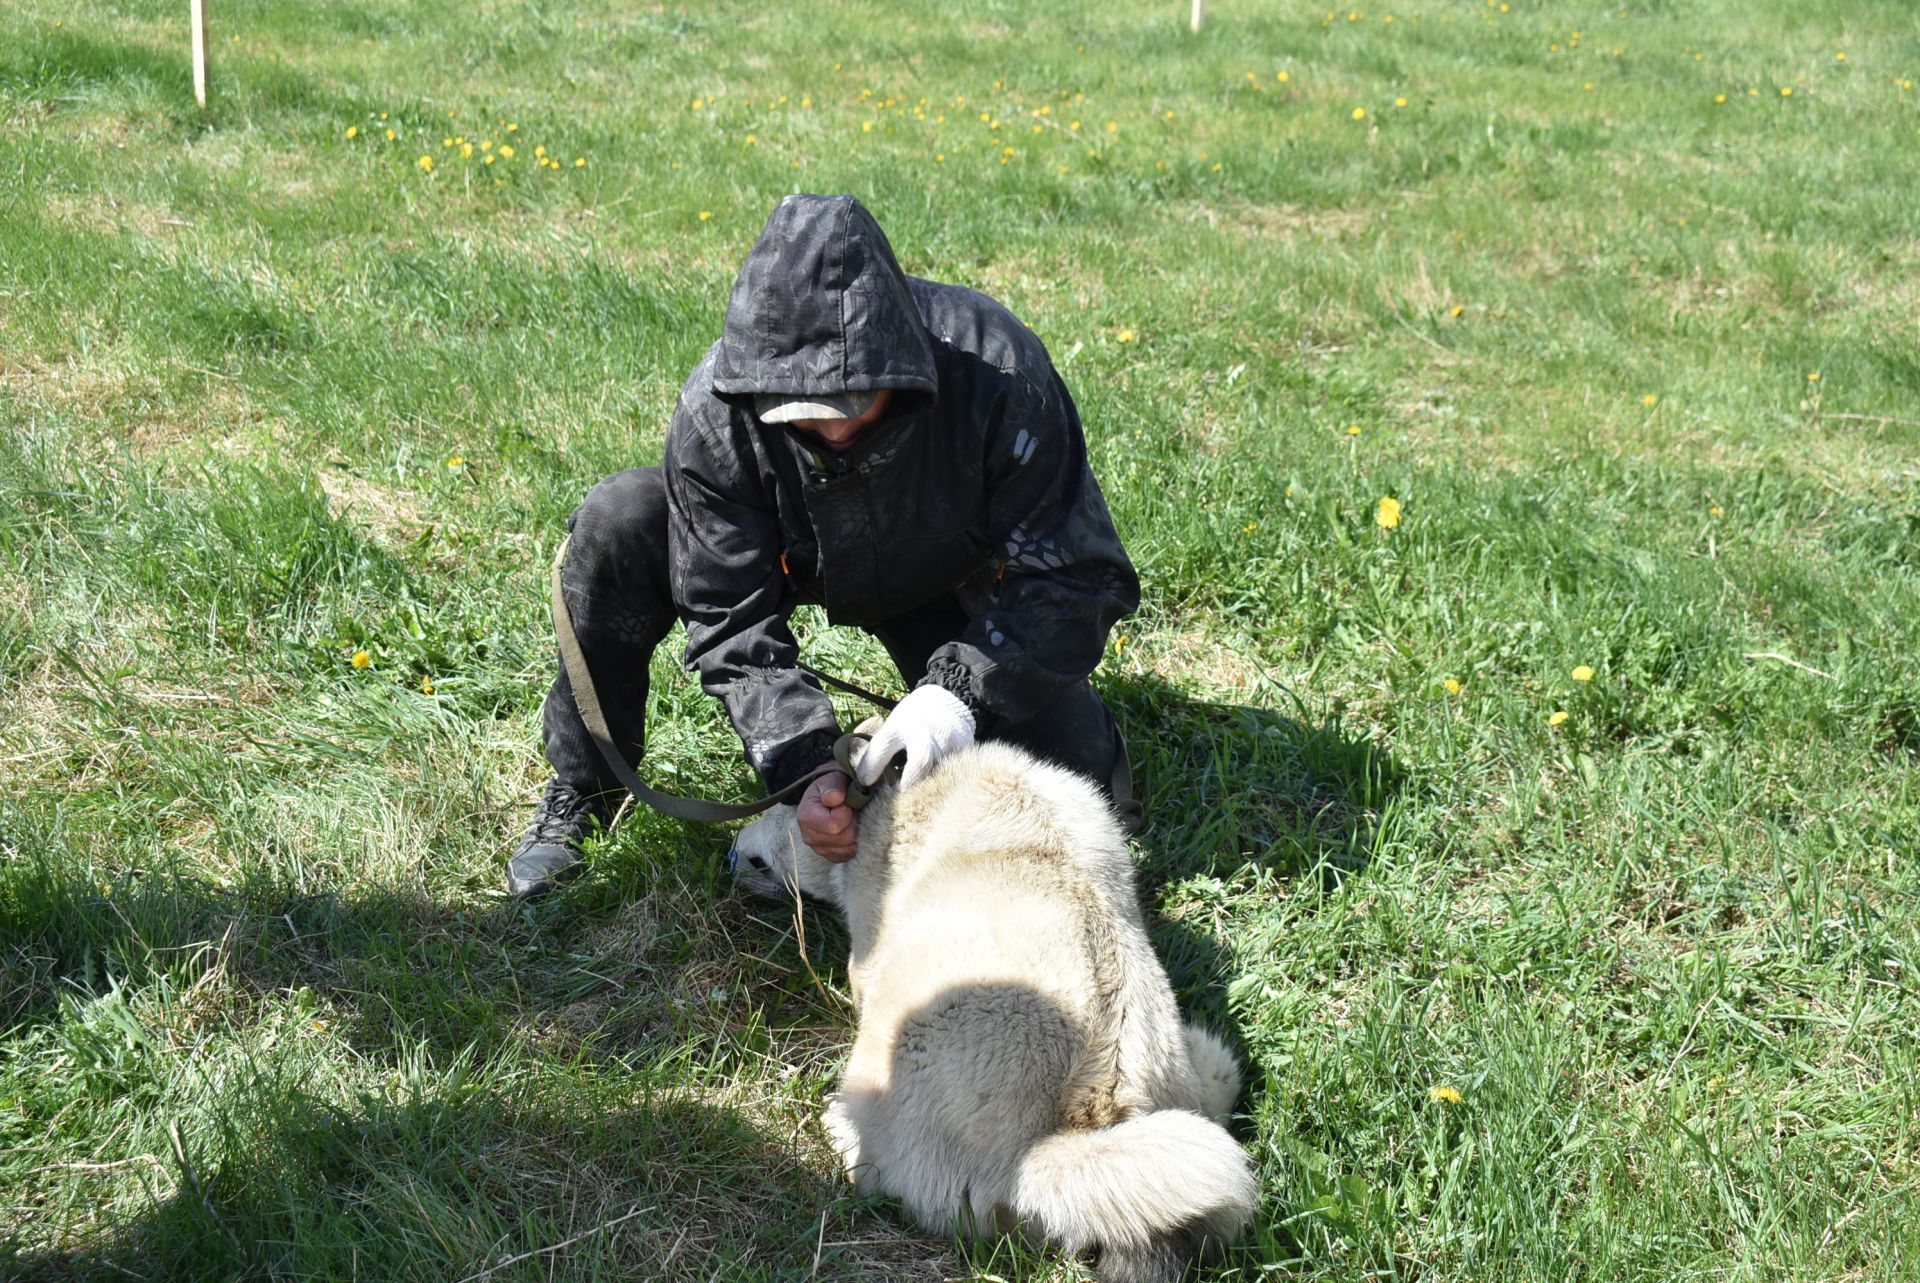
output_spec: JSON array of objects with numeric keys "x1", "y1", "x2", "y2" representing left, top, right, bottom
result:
[{"x1": 811, "y1": 743, "x2": 1257, "y2": 1281}]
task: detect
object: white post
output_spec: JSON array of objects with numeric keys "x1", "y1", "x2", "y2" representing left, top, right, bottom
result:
[
  {"x1": 190, "y1": 0, "x2": 208, "y2": 106},
  {"x1": 1191, "y1": 0, "x2": 1205, "y2": 33}
]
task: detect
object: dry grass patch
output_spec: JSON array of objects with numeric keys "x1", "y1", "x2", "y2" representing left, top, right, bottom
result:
[
  {"x1": 43, "y1": 192, "x2": 194, "y2": 240},
  {"x1": 318, "y1": 468, "x2": 433, "y2": 545},
  {"x1": 1130, "y1": 629, "x2": 1278, "y2": 703},
  {"x1": 1195, "y1": 199, "x2": 1372, "y2": 244}
]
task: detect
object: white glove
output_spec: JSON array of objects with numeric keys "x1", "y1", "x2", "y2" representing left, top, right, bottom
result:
[{"x1": 855, "y1": 685, "x2": 975, "y2": 790}]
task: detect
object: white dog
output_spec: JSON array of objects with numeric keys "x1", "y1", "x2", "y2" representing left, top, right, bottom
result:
[{"x1": 730, "y1": 740, "x2": 1256, "y2": 1283}]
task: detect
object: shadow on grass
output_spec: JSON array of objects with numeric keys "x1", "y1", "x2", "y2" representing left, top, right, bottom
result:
[
  {"x1": 0, "y1": 839, "x2": 824, "y2": 1068},
  {"x1": 3, "y1": 1085, "x2": 930, "y2": 1282},
  {"x1": 0, "y1": 843, "x2": 937, "y2": 1279},
  {"x1": 1107, "y1": 669, "x2": 1405, "y2": 884},
  {"x1": 1101, "y1": 670, "x2": 1406, "y2": 1036}
]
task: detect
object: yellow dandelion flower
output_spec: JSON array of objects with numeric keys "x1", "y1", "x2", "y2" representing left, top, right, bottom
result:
[
  {"x1": 1807, "y1": 371, "x2": 1820, "y2": 382},
  {"x1": 1710, "y1": 505, "x2": 1724, "y2": 517},
  {"x1": 1449, "y1": 305, "x2": 1464, "y2": 318},
  {"x1": 1443, "y1": 677, "x2": 1463, "y2": 696},
  {"x1": 1835, "y1": 52, "x2": 1846, "y2": 62},
  {"x1": 1117, "y1": 329, "x2": 1136, "y2": 343},
  {"x1": 1105, "y1": 120, "x2": 1118, "y2": 133},
  {"x1": 1375, "y1": 496, "x2": 1402, "y2": 529},
  {"x1": 1749, "y1": 86, "x2": 1760, "y2": 96},
  {"x1": 385, "y1": 128, "x2": 396, "y2": 140},
  {"x1": 1714, "y1": 93, "x2": 1727, "y2": 104},
  {"x1": 1642, "y1": 393, "x2": 1659, "y2": 407},
  {"x1": 345, "y1": 125, "x2": 359, "y2": 139},
  {"x1": 699, "y1": 210, "x2": 712, "y2": 221},
  {"x1": 1548, "y1": 710, "x2": 1569, "y2": 726},
  {"x1": 1211, "y1": 162, "x2": 1222, "y2": 171},
  {"x1": 380, "y1": 113, "x2": 389, "y2": 121},
  {"x1": 1780, "y1": 86, "x2": 1793, "y2": 97},
  {"x1": 1243, "y1": 521, "x2": 1259, "y2": 534},
  {"x1": 417, "y1": 154, "x2": 434, "y2": 172},
  {"x1": 351, "y1": 650, "x2": 372, "y2": 669},
  {"x1": 1278, "y1": 70, "x2": 1291, "y2": 82},
  {"x1": 1351, "y1": 106, "x2": 1367, "y2": 120},
  {"x1": 801, "y1": 96, "x2": 812, "y2": 107},
  {"x1": 935, "y1": 153, "x2": 945, "y2": 162},
  {"x1": 1113, "y1": 634, "x2": 1129, "y2": 653},
  {"x1": 575, "y1": 157, "x2": 585, "y2": 167},
  {"x1": 485, "y1": 154, "x2": 495, "y2": 165},
  {"x1": 1572, "y1": 665, "x2": 1595, "y2": 682},
  {"x1": 445, "y1": 455, "x2": 464, "y2": 469},
  {"x1": 507, "y1": 122, "x2": 518, "y2": 132},
  {"x1": 1346, "y1": 424, "x2": 1362, "y2": 436},
  {"x1": 421, "y1": 676, "x2": 436, "y2": 694},
  {"x1": 535, "y1": 145, "x2": 546, "y2": 157},
  {"x1": 1429, "y1": 1085, "x2": 1463, "y2": 1104},
  {"x1": 499, "y1": 144, "x2": 514, "y2": 158},
  {"x1": 1070, "y1": 120, "x2": 1081, "y2": 131},
  {"x1": 1395, "y1": 96, "x2": 1408, "y2": 108}
]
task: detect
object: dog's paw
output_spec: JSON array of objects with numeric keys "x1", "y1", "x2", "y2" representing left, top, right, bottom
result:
[
  {"x1": 1182, "y1": 1023, "x2": 1242, "y2": 1123},
  {"x1": 823, "y1": 1095, "x2": 864, "y2": 1180}
]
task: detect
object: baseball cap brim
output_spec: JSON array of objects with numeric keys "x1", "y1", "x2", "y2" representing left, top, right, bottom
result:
[{"x1": 754, "y1": 390, "x2": 881, "y2": 424}]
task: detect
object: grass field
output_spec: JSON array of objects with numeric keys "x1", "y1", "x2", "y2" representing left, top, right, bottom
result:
[{"x1": 4, "y1": 0, "x2": 1919, "y2": 1277}]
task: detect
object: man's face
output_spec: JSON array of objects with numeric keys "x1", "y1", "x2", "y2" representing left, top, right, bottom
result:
[{"x1": 788, "y1": 389, "x2": 894, "y2": 454}]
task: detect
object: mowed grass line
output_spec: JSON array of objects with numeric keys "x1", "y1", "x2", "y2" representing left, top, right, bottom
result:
[{"x1": 3, "y1": 0, "x2": 1917, "y2": 1278}]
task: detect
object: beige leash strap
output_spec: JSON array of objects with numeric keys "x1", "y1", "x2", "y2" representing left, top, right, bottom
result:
[{"x1": 550, "y1": 536, "x2": 880, "y2": 821}]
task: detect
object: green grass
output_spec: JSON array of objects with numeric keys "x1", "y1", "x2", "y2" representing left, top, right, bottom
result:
[{"x1": 4, "y1": 0, "x2": 1918, "y2": 1277}]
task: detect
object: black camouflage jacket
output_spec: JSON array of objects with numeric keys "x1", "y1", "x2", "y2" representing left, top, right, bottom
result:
[{"x1": 662, "y1": 195, "x2": 1139, "y2": 791}]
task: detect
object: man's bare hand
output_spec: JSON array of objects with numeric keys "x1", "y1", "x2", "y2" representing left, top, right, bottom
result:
[{"x1": 797, "y1": 771, "x2": 859, "y2": 862}]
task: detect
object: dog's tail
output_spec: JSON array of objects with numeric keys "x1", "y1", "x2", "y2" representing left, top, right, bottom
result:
[{"x1": 1012, "y1": 1108, "x2": 1256, "y2": 1283}]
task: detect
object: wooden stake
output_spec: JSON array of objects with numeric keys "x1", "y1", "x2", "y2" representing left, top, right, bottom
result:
[
  {"x1": 1191, "y1": 0, "x2": 1205, "y2": 33},
  {"x1": 190, "y1": 0, "x2": 208, "y2": 106}
]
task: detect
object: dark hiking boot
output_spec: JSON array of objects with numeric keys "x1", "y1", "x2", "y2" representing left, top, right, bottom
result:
[{"x1": 506, "y1": 780, "x2": 616, "y2": 897}]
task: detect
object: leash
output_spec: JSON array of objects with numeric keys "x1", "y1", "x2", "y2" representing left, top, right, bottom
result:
[{"x1": 552, "y1": 536, "x2": 899, "y2": 822}]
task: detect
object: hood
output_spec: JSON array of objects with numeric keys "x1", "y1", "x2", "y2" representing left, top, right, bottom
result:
[{"x1": 710, "y1": 195, "x2": 938, "y2": 406}]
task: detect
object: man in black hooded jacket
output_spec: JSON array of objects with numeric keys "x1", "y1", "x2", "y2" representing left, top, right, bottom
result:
[{"x1": 508, "y1": 194, "x2": 1140, "y2": 896}]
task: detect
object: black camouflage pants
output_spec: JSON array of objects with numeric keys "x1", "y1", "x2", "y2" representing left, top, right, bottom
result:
[{"x1": 542, "y1": 468, "x2": 1133, "y2": 812}]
